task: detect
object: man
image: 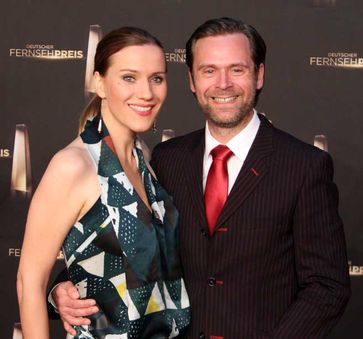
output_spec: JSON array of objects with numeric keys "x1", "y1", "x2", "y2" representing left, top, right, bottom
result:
[{"x1": 51, "y1": 18, "x2": 350, "y2": 338}]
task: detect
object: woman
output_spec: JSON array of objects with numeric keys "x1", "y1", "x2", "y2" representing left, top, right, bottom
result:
[{"x1": 17, "y1": 27, "x2": 190, "y2": 339}]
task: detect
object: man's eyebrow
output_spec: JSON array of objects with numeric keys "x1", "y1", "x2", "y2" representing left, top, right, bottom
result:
[
  {"x1": 196, "y1": 62, "x2": 250, "y2": 70},
  {"x1": 196, "y1": 63, "x2": 215, "y2": 71}
]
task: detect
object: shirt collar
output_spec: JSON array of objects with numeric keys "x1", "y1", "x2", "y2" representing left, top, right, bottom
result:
[{"x1": 204, "y1": 109, "x2": 260, "y2": 161}]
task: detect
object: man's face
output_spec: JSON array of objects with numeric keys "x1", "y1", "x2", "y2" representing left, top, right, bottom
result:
[{"x1": 189, "y1": 33, "x2": 264, "y2": 130}]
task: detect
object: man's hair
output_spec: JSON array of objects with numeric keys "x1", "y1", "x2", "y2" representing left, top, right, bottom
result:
[
  {"x1": 186, "y1": 17, "x2": 266, "y2": 73},
  {"x1": 185, "y1": 17, "x2": 266, "y2": 105}
]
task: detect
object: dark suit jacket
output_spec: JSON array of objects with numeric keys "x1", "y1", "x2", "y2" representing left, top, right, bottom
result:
[{"x1": 151, "y1": 115, "x2": 350, "y2": 339}]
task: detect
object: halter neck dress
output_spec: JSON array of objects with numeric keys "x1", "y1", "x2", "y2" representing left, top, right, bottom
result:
[{"x1": 62, "y1": 116, "x2": 190, "y2": 338}]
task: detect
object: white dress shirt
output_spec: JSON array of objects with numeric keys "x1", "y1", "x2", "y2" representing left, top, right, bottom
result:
[{"x1": 203, "y1": 110, "x2": 260, "y2": 193}]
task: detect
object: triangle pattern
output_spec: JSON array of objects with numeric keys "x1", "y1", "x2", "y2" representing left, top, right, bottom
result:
[
  {"x1": 78, "y1": 252, "x2": 105, "y2": 277},
  {"x1": 109, "y1": 273, "x2": 128, "y2": 305},
  {"x1": 104, "y1": 334, "x2": 128, "y2": 339},
  {"x1": 87, "y1": 141, "x2": 101, "y2": 166},
  {"x1": 122, "y1": 202, "x2": 138, "y2": 218},
  {"x1": 114, "y1": 172, "x2": 134, "y2": 195},
  {"x1": 163, "y1": 283, "x2": 177, "y2": 309},
  {"x1": 109, "y1": 273, "x2": 140, "y2": 320},
  {"x1": 74, "y1": 222, "x2": 84, "y2": 234},
  {"x1": 145, "y1": 283, "x2": 165, "y2": 315},
  {"x1": 128, "y1": 283, "x2": 154, "y2": 317},
  {"x1": 126, "y1": 290, "x2": 141, "y2": 321}
]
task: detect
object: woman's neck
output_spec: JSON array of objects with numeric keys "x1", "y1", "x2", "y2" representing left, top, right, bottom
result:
[{"x1": 101, "y1": 111, "x2": 136, "y2": 164}]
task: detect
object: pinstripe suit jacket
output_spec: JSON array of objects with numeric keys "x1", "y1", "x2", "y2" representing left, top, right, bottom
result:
[{"x1": 151, "y1": 114, "x2": 350, "y2": 339}]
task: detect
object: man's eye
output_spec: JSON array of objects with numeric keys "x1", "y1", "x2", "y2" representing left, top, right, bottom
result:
[
  {"x1": 122, "y1": 75, "x2": 135, "y2": 82},
  {"x1": 231, "y1": 68, "x2": 244, "y2": 74},
  {"x1": 202, "y1": 68, "x2": 215, "y2": 76}
]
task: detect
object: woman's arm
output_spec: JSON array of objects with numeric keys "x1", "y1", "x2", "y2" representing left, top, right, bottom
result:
[{"x1": 17, "y1": 146, "x2": 94, "y2": 339}]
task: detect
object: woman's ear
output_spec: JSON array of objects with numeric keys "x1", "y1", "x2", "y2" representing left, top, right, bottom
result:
[{"x1": 94, "y1": 72, "x2": 106, "y2": 99}]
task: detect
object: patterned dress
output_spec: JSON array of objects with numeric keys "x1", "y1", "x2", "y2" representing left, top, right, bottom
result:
[{"x1": 62, "y1": 116, "x2": 190, "y2": 338}]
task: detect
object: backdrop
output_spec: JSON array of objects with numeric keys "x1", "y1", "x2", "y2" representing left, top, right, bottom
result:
[{"x1": 1, "y1": 0, "x2": 362, "y2": 337}]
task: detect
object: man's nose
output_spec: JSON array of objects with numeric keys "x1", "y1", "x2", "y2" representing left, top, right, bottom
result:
[{"x1": 216, "y1": 70, "x2": 232, "y2": 90}]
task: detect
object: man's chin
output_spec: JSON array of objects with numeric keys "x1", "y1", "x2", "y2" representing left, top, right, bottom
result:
[
  {"x1": 206, "y1": 110, "x2": 253, "y2": 129},
  {"x1": 208, "y1": 117, "x2": 243, "y2": 129}
]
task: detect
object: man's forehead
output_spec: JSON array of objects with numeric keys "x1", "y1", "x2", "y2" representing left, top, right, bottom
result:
[
  {"x1": 194, "y1": 32, "x2": 250, "y2": 49},
  {"x1": 192, "y1": 33, "x2": 253, "y2": 64}
]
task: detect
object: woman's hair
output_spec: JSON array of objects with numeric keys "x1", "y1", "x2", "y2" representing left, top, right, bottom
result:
[{"x1": 79, "y1": 26, "x2": 164, "y2": 132}]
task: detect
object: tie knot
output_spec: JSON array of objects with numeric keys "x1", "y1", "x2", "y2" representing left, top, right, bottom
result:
[{"x1": 211, "y1": 145, "x2": 233, "y2": 161}]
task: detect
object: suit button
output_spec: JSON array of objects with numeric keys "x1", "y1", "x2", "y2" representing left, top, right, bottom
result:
[
  {"x1": 201, "y1": 228, "x2": 208, "y2": 237},
  {"x1": 208, "y1": 276, "x2": 216, "y2": 287},
  {"x1": 199, "y1": 332, "x2": 206, "y2": 339}
]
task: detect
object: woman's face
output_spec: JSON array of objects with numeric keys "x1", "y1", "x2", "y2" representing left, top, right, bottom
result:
[{"x1": 96, "y1": 44, "x2": 167, "y2": 134}]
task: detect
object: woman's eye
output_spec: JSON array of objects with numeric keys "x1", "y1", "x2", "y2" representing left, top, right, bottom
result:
[
  {"x1": 122, "y1": 75, "x2": 135, "y2": 82},
  {"x1": 152, "y1": 75, "x2": 164, "y2": 84}
]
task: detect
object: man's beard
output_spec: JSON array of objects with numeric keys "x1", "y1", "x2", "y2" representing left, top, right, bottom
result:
[{"x1": 201, "y1": 88, "x2": 256, "y2": 129}]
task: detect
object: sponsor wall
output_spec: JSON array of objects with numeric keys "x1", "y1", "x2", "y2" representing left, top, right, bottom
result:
[{"x1": 1, "y1": 0, "x2": 362, "y2": 337}]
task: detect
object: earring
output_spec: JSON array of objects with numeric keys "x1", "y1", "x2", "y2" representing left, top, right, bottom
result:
[
  {"x1": 98, "y1": 116, "x2": 103, "y2": 133},
  {"x1": 152, "y1": 120, "x2": 157, "y2": 133}
]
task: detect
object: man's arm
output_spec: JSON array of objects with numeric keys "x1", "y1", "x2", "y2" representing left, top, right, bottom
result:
[
  {"x1": 47, "y1": 268, "x2": 68, "y2": 319},
  {"x1": 47, "y1": 269, "x2": 98, "y2": 336},
  {"x1": 270, "y1": 151, "x2": 351, "y2": 338}
]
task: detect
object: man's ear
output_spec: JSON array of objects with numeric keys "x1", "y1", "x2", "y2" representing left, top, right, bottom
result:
[
  {"x1": 256, "y1": 63, "x2": 264, "y2": 90},
  {"x1": 94, "y1": 72, "x2": 106, "y2": 98},
  {"x1": 188, "y1": 70, "x2": 196, "y2": 93}
]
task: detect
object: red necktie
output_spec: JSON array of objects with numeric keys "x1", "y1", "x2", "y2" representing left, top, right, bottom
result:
[{"x1": 204, "y1": 145, "x2": 233, "y2": 235}]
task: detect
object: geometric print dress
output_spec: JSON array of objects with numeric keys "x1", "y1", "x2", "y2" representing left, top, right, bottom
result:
[{"x1": 62, "y1": 116, "x2": 191, "y2": 338}]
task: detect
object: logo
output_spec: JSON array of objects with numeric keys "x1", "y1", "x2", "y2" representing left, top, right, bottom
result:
[
  {"x1": 349, "y1": 261, "x2": 363, "y2": 276},
  {"x1": 165, "y1": 48, "x2": 186, "y2": 63},
  {"x1": 13, "y1": 322, "x2": 22, "y2": 339},
  {"x1": 313, "y1": 135, "x2": 328, "y2": 152},
  {"x1": 9, "y1": 43, "x2": 84, "y2": 60},
  {"x1": 0, "y1": 148, "x2": 11, "y2": 158},
  {"x1": 310, "y1": 52, "x2": 363, "y2": 69},
  {"x1": 9, "y1": 248, "x2": 64, "y2": 260},
  {"x1": 161, "y1": 129, "x2": 176, "y2": 142},
  {"x1": 8, "y1": 248, "x2": 21, "y2": 257},
  {"x1": 11, "y1": 124, "x2": 32, "y2": 197},
  {"x1": 85, "y1": 25, "x2": 102, "y2": 94}
]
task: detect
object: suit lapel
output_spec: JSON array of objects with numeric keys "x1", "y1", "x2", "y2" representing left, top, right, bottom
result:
[
  {"x1": 215, "y1": 115, "x2": 274, "y2": 229},
  {"x1": 183, "y1": 129, "x2": 208, "y2": 227}
]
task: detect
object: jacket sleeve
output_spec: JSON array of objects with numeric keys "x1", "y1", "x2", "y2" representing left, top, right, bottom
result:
[
  {"x1": 270, "y1": 151, "x2": 351, "y2": 338},
  {"x1": 46, "y1": 267, "x2": 68, "y2": 319}
]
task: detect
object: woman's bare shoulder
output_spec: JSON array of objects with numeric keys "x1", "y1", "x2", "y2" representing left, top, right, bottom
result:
[{"x1": 45, "y1": 137, "x2": 95, "y2": 183}]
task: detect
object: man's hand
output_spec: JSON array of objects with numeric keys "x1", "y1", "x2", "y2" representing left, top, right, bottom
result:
[{"x1": 52, "y1": 281, "x2": 98, "y2": 336}]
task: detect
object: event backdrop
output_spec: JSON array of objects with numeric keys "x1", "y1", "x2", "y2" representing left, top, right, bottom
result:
[{"x1": 1, "y1": 0, "x2": 362, "y2": 337}]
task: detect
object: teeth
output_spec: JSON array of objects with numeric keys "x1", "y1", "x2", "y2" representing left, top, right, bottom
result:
[
  {"x1": 129, "y1": 104, "x2": 152, "y2": 112},
  {"x1": 213, "y1": 96, "x2": 237, "y2": 103}
]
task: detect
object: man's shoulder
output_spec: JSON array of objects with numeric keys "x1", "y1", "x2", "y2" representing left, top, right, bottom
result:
[
  {"x1": 256, "y1": 114, "x2": 329, "y2": 166},
  {"x1": 270, "y1": 123, "x2": 331, "y2": 163},
  {"x1": 153, "y1": 128, "x2": 204, "y2": 154},
  {"x1": 150, "y1": 128, "x2": 204, "y2": 174}
]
